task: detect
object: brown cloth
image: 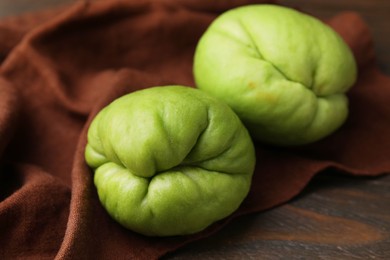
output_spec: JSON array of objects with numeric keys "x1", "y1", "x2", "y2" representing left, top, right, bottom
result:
[{"x1": 0, "y1": 0, "x2": 389, "y2": 259}]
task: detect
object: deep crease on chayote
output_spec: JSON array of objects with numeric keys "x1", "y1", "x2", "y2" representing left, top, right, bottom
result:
[
  {"x1": 194, "y1": 4, "x2": 357, "y2": 145},
  {"x1": 85, "y1": 86, "x2": 256, "y2": 236}
]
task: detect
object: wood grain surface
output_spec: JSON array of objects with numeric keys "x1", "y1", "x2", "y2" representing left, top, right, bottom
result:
[
  {"x1": 1, "y1": 0, "x2": 389, "y2": 259},
  {"x1": 167, "y1": 173, "x2": 390, "y2": 259}
]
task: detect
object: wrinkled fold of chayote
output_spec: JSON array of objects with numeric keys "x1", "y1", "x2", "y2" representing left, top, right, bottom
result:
[
  {"x1": 85, "y1": 86, "x2": 256, "y2": 236},
  {"x1": 194, "y1": 5, "x2": 357, "y2": 145}
]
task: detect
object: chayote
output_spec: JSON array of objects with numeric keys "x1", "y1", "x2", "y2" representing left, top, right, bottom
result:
[
  {"x1": 194, "y1": 5, "x2": 357, "y2": 145},
  {"x1": 85, "y1": 86, "x2": 256, "y2": 236}
]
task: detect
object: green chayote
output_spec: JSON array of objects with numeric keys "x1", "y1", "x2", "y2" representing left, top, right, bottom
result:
[
  {"x1": 85, "y1": 86, "x2": 256, "y2": 236},
  {"x1": 194, "y1": 5, "x2": 357, "y2": 145}
]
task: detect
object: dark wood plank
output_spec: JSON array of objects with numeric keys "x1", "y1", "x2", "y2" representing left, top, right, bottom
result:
[{"x1": 166, "y1": 173, "x2": 390, "y2": 259}]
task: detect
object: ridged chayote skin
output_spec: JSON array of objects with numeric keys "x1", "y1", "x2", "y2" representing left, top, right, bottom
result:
[
  {"x1": 85, "y1": 86, "x2": 256, "y2": 236},
  {"x1": 194, "y1": 5, "x2": 357, "y2": 145}
]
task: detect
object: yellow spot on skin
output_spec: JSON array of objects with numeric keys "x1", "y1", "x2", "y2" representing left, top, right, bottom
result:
[{"x1": 247, "y1": 81, "x2": 256, "y2": 90}]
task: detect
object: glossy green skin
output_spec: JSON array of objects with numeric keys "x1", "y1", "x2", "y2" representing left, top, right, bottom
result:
[
  {"x1": 85, "y1": 86, "x2": 256, "y2": 236},
  {"x1": 194, "y1": 5, "x2": 357, "y2": 145}
]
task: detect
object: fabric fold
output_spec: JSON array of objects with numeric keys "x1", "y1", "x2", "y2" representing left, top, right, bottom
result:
[{"x1": 0, "y1": 77, "x2": 19, "y2": 157}]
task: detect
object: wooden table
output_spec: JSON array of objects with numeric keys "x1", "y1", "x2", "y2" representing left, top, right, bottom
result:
[{"x1": 1, "y1": 0, "x2": 389, "y2": 259}]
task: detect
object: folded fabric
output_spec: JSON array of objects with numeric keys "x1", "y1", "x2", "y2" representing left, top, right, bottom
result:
[{"x1": 0, "y1": 0, "x2": 389, "y2": 259}]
